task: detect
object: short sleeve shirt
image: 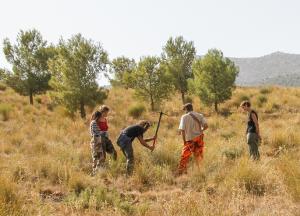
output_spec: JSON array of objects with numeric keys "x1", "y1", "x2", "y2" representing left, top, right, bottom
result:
[
  {"x1": 123, "y1": 125, "x2": 145, "y2": 140},
  {"x1": 178, "y1": 111, "x2": 207, "y2": 141}
]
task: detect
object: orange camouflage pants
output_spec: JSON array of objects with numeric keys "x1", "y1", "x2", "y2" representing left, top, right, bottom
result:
[{"x1": 178, "y1": 134, "x2": 204, "y2": 174}]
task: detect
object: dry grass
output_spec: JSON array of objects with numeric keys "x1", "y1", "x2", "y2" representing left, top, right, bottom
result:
[{"x1": 0, "y1": 86, "x2": 299, "y2": 215}]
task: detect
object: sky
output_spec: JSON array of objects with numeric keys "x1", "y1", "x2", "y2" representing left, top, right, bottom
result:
[{"x1": 1, "y1": 0, "x2": 300, "y2": 85}]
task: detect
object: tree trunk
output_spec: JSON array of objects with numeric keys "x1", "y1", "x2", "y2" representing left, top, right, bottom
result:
[
  {"x1": 150, "y1": 95, "x2": 155, "y2": 111},
  {"x1": 29, "y1": 90, "x2": 33, "y2": 105},
  {"x1": 214, "y1": 101, "x2": 218, "y2": 113},
  {"x1": 181, "y1": 91, "x2": 185, "y2": 105},
  {"x1": 80, "y1": 100, "x2": 86, "y2": 119}
]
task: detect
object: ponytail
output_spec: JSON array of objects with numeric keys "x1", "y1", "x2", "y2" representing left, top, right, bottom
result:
[{"x1": 91, "y1": 110, "x2": 102, "y2": 121}]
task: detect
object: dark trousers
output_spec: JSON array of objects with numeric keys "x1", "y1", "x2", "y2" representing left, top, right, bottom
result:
[{"x1": 247, "y1": 133, "x2": 260, "y2": 160}]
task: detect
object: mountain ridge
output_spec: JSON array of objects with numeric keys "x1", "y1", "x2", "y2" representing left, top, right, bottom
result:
[{"x1": 229, "y1": 51, "x2": 300, "y2": 86}]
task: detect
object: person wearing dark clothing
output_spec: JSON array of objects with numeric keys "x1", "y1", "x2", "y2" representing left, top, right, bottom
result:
[
  {"x1": 240, "y1": 101, "x2": 261, "y2": 160},
  {"x1": 117, "y1": 121, "x2": 155, "y2": 175}
]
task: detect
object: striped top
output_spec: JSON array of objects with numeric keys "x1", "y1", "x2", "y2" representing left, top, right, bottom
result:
[{"x1": 90, "y1": 120, "x2": 101, "y2": 137}]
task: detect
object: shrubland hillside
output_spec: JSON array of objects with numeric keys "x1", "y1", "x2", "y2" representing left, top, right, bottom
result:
[
  {"x1": 0, "y1": 84, "x2": 300, "y2": 216},
  {"x1": 232, "y1": 51, "x2": 300, "y2": 86}
]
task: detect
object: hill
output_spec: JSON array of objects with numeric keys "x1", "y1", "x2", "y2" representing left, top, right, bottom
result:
[
  {"x1": 231, "y1": 52, "x2": 300, "y2": 86},
  {"x1": 0, "y1": 85, "x2": 300, "y2": 215}
]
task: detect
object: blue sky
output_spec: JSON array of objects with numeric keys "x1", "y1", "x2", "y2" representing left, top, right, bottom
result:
[{"x1": 1, "y1": 0, "x2": 299, "y2": 85}]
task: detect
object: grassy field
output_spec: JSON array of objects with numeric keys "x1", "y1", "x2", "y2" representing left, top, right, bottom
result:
[{"x1": 0, "y1": 84, "x2": 300, "y2": 216}]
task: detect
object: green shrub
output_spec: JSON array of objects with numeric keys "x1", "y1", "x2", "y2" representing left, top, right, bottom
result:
[
  {"x1": 259, "y1": 88, "x2": 271, "y2": 94},
  {"x1": 233, "y1": 94, "x2": 250, "y2": 107},
  {"x1": 35, "y1": 97, "x2": 42, "y2": 104},
  {"x1": 257, "y1": 95, "x2": 267, "y2": 107},
  {"x1": 0, "y1": 82, "x2": 6, "y2": 91},
  {"x1": 68, "y1": 174, "x2": 87, "y2": 196},
  {"x1": 128, "y1": 104, "x2": 146, "y2": 118},
  {"x1": 184, "y1": 95, "x2": 193, "y2": 104},
  {"x1": 0, "y1": 104, "x2": 12, "y2": 121}
]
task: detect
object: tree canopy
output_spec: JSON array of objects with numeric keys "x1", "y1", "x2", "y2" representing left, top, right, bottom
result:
[
  {"x1": 109, "y1": 56, "x2": 136, "y2": 88},
  {"x1": 191, "y1": 49, "x2": 239, "y2": 112},
  {"x1": 3, "y1": 29, "x2": 54, "y2": 104},
  {"x1": 126, "y1": 56, "x2": 173, "y2": 111},
  {"x1": 162, "y1": 36, "x2": 196, "y2": 104},
  {"x1": 48, "y1": 34, "x2": 108, "y2": 118}
]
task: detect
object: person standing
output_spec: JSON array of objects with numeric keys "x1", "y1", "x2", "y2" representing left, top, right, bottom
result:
[
  {"x1": 240, "y1": 101, "x2": 261, "y2": 160},
  {"x1": 117, "y1": 120, "x2": 155, "y2": 175},
  {"x1": 90, "y1": 111, "x2": 105, "y2": 175},
  {"x1": 177, "y1": 103, "x2": 208, "y2": 175},
  {"x1": 97, "y1": 105, "x2": 117, "y2": 161}
]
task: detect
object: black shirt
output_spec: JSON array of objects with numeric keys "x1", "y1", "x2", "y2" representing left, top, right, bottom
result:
[
  {"x1": 123, "y1": 125, "x2": 145, "y2": 140},
  {"x1": 247, "y1": 110, "x2": 258, "y2": 134}
]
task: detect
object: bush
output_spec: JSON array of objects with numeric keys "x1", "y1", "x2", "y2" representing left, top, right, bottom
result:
[
  {"x1": 230, "y1": 159, "x2": 266, "y2": 196},
  {"x1": 35, "y1": 97, "x2": 42, "y2": 104},
  {"x1": 128, "y1": 104, "x2": 146, "y2": 118},
  {"x1": 267, "y1": 130, "x2": 298, "y2": 151},
  {"x1": 233, "y1": 94, "x2": 250, "y2": 107},
  {"x1": 0, "y1": 175, "x2": 24, "y2": 215},
  {"x1": 259, "y1": 88, "x2": 271, "y2": 94},
  {"x1": 277, "y1": 157, "x2": 300, "y2": 201},
  {"x1": 184, "y1": 95, "x2": 193, "y2": 104},
  {"x1": 257, "y1": 95, "x2": 267, "y2": 107},
  {"x1": 68, "y1": 174, "x2": 88, "y2": 196},
  {"x1": 0, "y1": 82, "x2": 6, "y2": 91},
  {"x1": 222, "y1": 147, "x2": 243, "y2": 160},
  {"x1": 0, "y1": 104, "x2": 12, "y2": 121}
]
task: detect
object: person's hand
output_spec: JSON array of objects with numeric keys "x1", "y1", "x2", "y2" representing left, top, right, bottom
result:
[
  {"x1": 258, "y1": 134, "x2": 262, "y2": 140},
  {"x1": 148, "y1": 144, "x2": 155, "y2": 151},
  {"x1": 152, "y1": 136, "x2": 157, "y2": 141}
]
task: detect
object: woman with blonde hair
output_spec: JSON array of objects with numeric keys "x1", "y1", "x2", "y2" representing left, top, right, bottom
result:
[
  {"x1": 97, "y1": 105, "x2": 117, "y2": 161},
  {"x1": 117, "y1": 120, "x2": 155, "y2": 175}
]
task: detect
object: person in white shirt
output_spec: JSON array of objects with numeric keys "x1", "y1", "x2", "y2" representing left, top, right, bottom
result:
[{"x1": 177, "y1": 103, "x2": 208, "y2": 175}]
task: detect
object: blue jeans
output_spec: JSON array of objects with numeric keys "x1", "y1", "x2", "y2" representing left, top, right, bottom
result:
[{"x1": 117, "y1": 133, "x2": 134, "y2": 175}]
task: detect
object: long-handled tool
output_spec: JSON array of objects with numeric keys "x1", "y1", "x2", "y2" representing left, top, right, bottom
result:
[{"x1": 152, "y1": 111, "x2": 168, "y2": 150}]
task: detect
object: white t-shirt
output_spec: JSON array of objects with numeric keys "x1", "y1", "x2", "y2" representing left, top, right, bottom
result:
[{"x1": 178, "y1": 111, "x2": 207, "y2": 141}]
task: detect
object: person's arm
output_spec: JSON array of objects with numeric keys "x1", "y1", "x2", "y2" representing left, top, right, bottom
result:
[
  {"x1": 251, "y1": 113, "x2": 261, "y2": 139},
  {"x1": 202, "y1": 123, "x2": 208, "y2": 131},
  {"x1": 180, "y1": 130, "x2": 186, "y2": 143},
  {"x1": 178, "y1": 116, "x2": 186, "y2": 143},
  {"x1": 137, "y1": 136, "x2": 154, "y2": 150},
  {"x1": 144, "y1": 137, "x2": 156, "y2": 142},
  {"x1": 201, "y1": 116, "x2": 208, "y2": 131}
]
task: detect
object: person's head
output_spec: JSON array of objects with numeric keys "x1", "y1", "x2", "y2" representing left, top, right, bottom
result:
[
  {"x1": 99, "y1": 105, "x2": 110, "y2": 117},
  {"x1": 91, "y1": 110, "x2": 102, "y2": 122},
  {"x1": 138, "y1": 120, "x2": 151, "y2": 132},
  {"x1": 240, "y1": 100, "x2": 251, "y2": 112},
  {"x1": 183, "y1": 103, "x2": 193, "y2": 113}
]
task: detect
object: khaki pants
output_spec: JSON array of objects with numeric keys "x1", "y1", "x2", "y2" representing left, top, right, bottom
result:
[
  {"x1": 90, "y1": 136, "x2": 105, "y2": 173},
  {"x1": 247, "y1": 133, "x2": 260, "y2": 160}
]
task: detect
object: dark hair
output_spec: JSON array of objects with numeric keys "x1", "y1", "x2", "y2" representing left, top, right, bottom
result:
[
  {"x1": 99, "y1": 105, "x2": 110, "y2": 113},
  {"x1": 138, "y1": 120, "x2": 151, "y2": 132},
  {"x1": 183, "y1": 103, "x2": 193, "y2": 112},
  {"x1": 91, "y1": 110, "x2": 102, "y2": 121},
  {"x1": 240, "y1": 100, "x2": 251, "y2": 107}
]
